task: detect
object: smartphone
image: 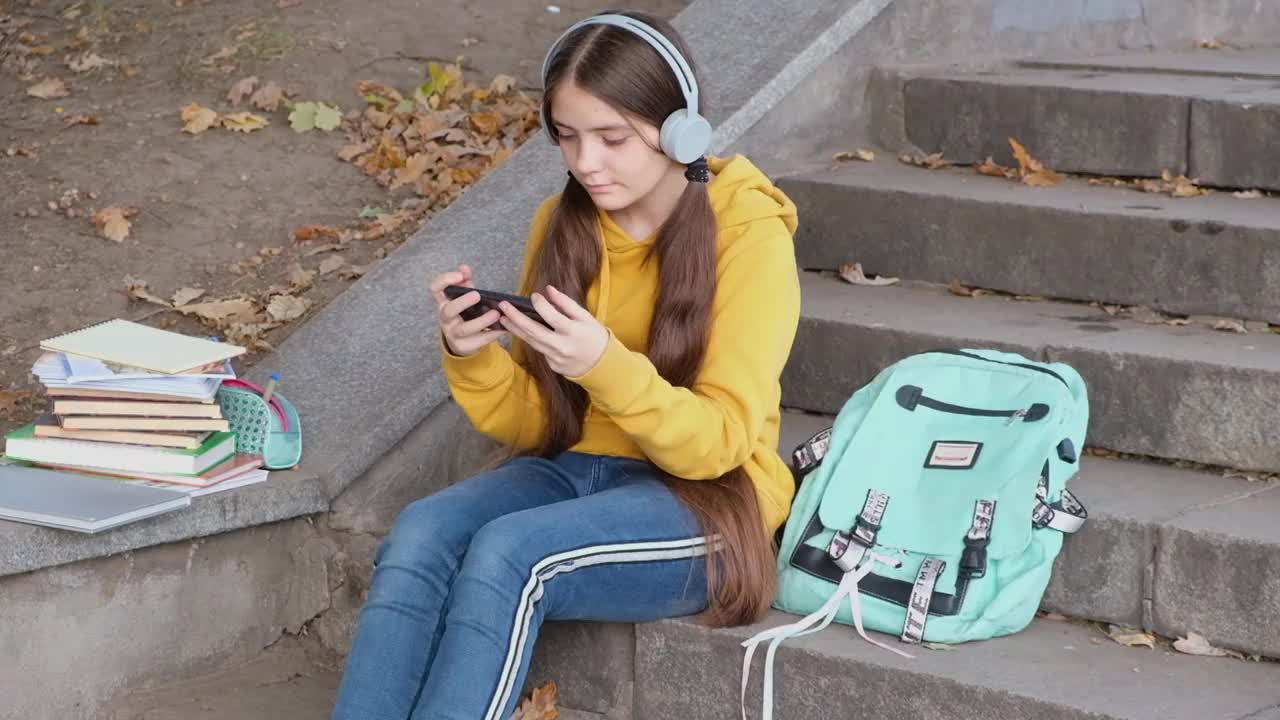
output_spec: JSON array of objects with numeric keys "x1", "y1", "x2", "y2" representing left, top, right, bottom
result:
[{"x1": 443, "y1": 285, "x2": 552, "y2": 329}]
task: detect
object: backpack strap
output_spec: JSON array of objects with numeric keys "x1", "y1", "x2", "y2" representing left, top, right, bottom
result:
[
  {"x1": 901, "y1": 557, "x2": 946, "y2": 644},
  {"x1": 1033, "y1": 463, "x2": 1088, "y2": 533},
  {"x1": 826, "y1": 489, "x2": 889, "y2": 572},
  {"x1": 791, "y1": 427, "x2": 832, "y2": 478}
]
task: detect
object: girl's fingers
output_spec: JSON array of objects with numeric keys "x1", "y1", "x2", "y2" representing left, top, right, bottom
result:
[
  {"x1": 499, "y1": 301, "x2": 558, "y2": 345},
  {"x1": 544, "y1": 286, "x2": 592, "y2": 320},
  {"x1": 455, "y1": 308, "x2": 501, "y2": 337},
  {"x1": 529, "y1": 292, "x2": 570, "y2": 331}
]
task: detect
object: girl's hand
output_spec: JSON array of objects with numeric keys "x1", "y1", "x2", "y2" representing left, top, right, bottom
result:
[
  {"x1": 499, "y1": 285, "x2": 608, "y2": 377},
  {"x1": 429, "y1": 264, "x2": 506, "y2": 357}
]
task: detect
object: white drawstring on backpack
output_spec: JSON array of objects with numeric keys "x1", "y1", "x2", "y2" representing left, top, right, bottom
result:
[{"x1": 740, "y1": 550, "x2": 913, "y2": 720}]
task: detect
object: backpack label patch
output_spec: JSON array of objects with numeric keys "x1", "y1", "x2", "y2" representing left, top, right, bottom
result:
[{"x1": 925, "y1": 441, "x2": 982, "y2": 469}]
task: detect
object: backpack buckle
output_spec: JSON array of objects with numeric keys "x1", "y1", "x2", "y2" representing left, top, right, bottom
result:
[{"x1": 959, "y1": 536, "x2": 989, "y2": 579}]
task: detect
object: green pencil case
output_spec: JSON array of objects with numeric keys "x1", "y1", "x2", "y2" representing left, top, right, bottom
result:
[{"x1": 216, "y1": 381, "x2": 302, "y2": 470}]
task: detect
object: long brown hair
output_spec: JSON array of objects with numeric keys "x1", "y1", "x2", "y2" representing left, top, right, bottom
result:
[{"x1": 521, "y1": 11, "x2": 775, "y2": 627}]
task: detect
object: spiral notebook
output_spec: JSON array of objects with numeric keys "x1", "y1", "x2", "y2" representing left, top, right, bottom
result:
[{"x1": 40, "y1": 319, "x2": 246, "y2": 375}]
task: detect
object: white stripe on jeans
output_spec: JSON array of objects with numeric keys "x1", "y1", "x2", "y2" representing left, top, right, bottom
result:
[{"x1": 482, "y1": 536, "x2": 712, "y2": 720}]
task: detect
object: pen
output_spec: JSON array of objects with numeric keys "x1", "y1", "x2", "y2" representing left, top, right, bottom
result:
[{"x1": 262, "y1": 372, "x2": 280, "y2": 403}]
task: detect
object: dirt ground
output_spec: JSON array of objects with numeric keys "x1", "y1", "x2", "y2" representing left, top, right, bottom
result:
[{"x1": 0, "y1": 0, "x2": 687, "y2": 439}]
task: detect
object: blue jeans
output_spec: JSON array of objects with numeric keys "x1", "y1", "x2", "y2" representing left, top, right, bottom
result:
[{"x1": 332, "y1": 452, "x2": 710, "y2": 720}]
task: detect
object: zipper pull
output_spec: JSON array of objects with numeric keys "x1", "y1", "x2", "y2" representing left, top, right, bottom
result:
[{"x1": 1006, "y1": 409, "x2": 1028, "y2": 426}]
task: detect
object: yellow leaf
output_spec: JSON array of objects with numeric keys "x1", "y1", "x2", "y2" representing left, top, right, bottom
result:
[
  {"x1": 1022, "y1": 169, "x2": 1060, "y2": 187},
  {"x1": 181, "y1": 103, "x2": 219, "y2": 134},
  {"x1": 833, "y1": 148, "x2": 876, "y2": 162},
  {"x1": 975, "y1": 157, "x2": 1014, "y2": 178},
  {"x1": 92, "y1": 206, "x2": 136, "y2": 242},
  {"x1": 27, "y1": 78, "x2": 70, "y2": 99},
  {"x1": 227, "y1": 75, "x2": 259, "y2": 105},
  {"x1": 222, "y1": 112, "x2": 269, "y2": 132},
  {"x1": 470, "y1": 110, "x2": 501, "y2": 135},
  {"x1": 1008, "y1": 138, "x2": 1043, "y2": 174},
  {"x1": 511, "y1": 681, "x2": 560, "y2": 720},
  {"x1": 267, "y1": 294, "x2": 310, "y2": 322},
  {"x1": 1107, "y1": 625, "x2": 1156, "y2": 649}
]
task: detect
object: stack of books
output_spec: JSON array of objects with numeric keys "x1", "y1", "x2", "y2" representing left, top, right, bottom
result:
[{"x1": 0, "y1": 320, "x2": 272, "y2": 532}]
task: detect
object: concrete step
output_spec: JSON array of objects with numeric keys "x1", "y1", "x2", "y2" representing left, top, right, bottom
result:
[
  {"x1": 781, "y1": 272, "x2": 1280, "y2": 472},
  {"x1": 640, "y1": 613, "x2": 1280, "y2": 720},
  {"x1": 778, "y1": 161, "x2": 1280, "y2": 323},
  {"x1": 898, "y1": 48, "x2": 1280, "y2": 191},
  {"x1": 778, "y1": 409, "x2": 1280, "y2": 659},
  {"x1": 102, "y1": 634, "x2": 610, "y2": 720}
]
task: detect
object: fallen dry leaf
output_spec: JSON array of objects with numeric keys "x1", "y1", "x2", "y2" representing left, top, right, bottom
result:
[
  {"x1": 1173, "y1": 632, "x2": 1229, "y2": 657},
  {"x1": 287, "y1": 263, "x2": 317, "y2": 290},
  {"x1": 1137, "y1": 170, "x2": 1212, "y2": 198},
  {"x1": 900, "y1": 150, "x2": 951, "y2": 170},
  {"x1": 1108, "y1": 625, "x2": 1156, "y2": 649},
  {"x1": 67, "y1": 51, "x2": 113, "y2": 73},
  {"x1": 1088, "y1": 177, "x2": 1131, "y2": 188},
  {"x1": 124, "y1": 277, "x2": 171, "y2": 306},
  {"x1": 304, "y1": 242, "x2": 347, "y2": 256},
  {"x1": 1009, "y1": 138, "x2": 1060, "y2": 187},
  {"x1": 838, "y1": 262, "x2": 899, "y2": 287},
  {"x1": 267, "y1": 294, "x2": 310, "y2": 322},
  {"x1": 947, "y1": 279, "x2": 991, "y2": 298},
  {"x1": 172, "y1": 287, "x2": 207, "y2": 306},
  {"x1": 181, "y1": 103, "x2": 219, "y2": 134},
  {"x1": 975, "y1": 157, "x2": 1015, "y2": 178},
  {"x1": 227, "y1": 75, "x2": 259, "y2": 105},
  {"x1": 1196, "y1": 38, "x2": 1226, "y2": 49},
  {"x1": 1233, "y1": 189, "x2": 1264, "y2": 199},
  {"x1": 27, "y1": 78, "x2": 70, "y2": 99},
  {"x1": 834, "y1": 148, "x2": 876, "y2": 162},
  {"x1": 338, "y1": 141, "x2": 372, "y2": 162},
  {"x1": 470, "y1": 110, "x2": 501, "y2": 135},
  {"x1": 93, "y1": 206, "x2": 137, "y2": 242},
  {"x1": 1212, "y1": 318, "x2": 1248, "y2": 334},
  {"x1": 63, "y1": 113, "x2": 99, "y2": 126},
  {"x1": 392, "y1": 153, "x2": 435, "y2": 190},
  {"x1": 251, "y1": 81, "x2": 289, "y2": 111},
  {"x1": 180, "y1": 298, "x2": 258, "y2": 325},
  {"x1": 222, "y1": 112, "x2": 269, "y2": 132},
  {"x1": 338, "y1": 264, "x2": 367, "y2": 280},
  {"x1": 318, "y1": 255, "x2": 345, "y2": 275},
  {"x1": 0, "y1": 390, "x2": 36, "y2": 418},
  {"x1": 511, "y1": 681, "x2": 559, "y2": 720},
  {"x1": 292, "y1": 225, "x2": 343, "y2": 243}
]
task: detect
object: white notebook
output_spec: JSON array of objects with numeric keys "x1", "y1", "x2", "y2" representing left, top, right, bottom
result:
[
  {"x1": 40, "y1": 319, "x2": 246, "y2": 375},
  {"x1": 0, "y1": 464, "x2": 191, "y2": 533}
]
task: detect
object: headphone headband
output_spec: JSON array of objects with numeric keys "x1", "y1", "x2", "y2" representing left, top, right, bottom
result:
[{"x1": 540, "y1": 14, "x2": 700, "y2": 118}]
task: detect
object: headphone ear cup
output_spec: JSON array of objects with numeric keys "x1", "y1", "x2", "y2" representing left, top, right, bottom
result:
[{"x1": 660, "y1": 109, "x2": 712, "y2": 165}]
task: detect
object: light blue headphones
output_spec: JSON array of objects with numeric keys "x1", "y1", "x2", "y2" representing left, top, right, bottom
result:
[{"x1": 540, "y1": 14, "x2": 712, "y2": 165}]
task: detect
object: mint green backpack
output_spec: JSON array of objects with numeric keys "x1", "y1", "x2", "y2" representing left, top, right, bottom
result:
[{"x1": 742, "y1": 349, "x2": 1089, "y2": 719}]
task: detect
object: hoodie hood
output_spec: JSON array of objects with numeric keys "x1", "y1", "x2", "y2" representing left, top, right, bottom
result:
[{"x1": 706, "y1": 154, "x2": 798, "y2": 235}]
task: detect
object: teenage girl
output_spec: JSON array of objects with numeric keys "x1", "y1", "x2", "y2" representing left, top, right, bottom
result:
[{"x1": 332, "y1": 10, "x2": 801, "y2": 719}]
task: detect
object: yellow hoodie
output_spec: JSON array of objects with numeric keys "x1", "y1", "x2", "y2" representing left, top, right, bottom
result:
[{"x1": 441, "y1": 155, "x2": 801, "y2": 533}]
